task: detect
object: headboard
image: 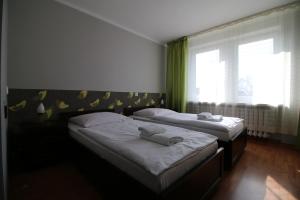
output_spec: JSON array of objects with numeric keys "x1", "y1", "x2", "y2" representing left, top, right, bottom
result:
[
  {"x1": 123, "y1": 106, "x2": 155, "y2": 116},
  {"x1": 58, "y1": 109, "x2": 115, "y2": 123}
]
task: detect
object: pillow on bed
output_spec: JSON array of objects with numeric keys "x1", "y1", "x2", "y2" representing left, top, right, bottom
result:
[
  {"x1": 133, "y1": 108, "x2": 176, "y2": 117},
  {"x1": 69, "y1": 112, "x2": 127, "y2": 128}
]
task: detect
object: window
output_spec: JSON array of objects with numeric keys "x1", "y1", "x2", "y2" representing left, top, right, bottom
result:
[
  {"x1": 192, "y1": 37, "x2": 291, "y2": 107},
  {"x1": 238, "y1": 39, "x2": 290, "y2": 106},
  {"x1": 187, "y1": 5, "x2": 300, "y2": 136},
  {"x1": 189, "y1": 25, "x2": 294, "y2": 107},
  {"x1": 195, "y1": 49, "x2": 225, "y2": 104}
]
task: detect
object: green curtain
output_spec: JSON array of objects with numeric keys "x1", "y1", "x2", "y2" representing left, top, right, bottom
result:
[
  {"x1": 166, "y1": 36, "x2": 188, "y2": 112},
  {"x1": 297, "y1": 119, "x2": 300, "y2": 149}
]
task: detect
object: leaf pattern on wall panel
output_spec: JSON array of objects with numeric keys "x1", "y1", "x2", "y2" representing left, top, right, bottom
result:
[{"x1": 8, "y1": 89, "x2": 166, "y2": 129}]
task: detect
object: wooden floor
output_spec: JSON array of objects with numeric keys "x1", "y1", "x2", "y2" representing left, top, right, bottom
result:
[
  {"x1": 211, "y1": 138, "x2": 300, "y2": 200},
  {"x1": 9, "y1": 138, "x2": 300, "y2": 200}
]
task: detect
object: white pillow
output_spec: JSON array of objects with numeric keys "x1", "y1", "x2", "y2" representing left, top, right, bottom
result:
[
  {"x1": 69, "y1": 112, "x2": 127, "y2": 128},
  {"x1": 133, "y1": 108, "x2": 176, "y2": 117}
]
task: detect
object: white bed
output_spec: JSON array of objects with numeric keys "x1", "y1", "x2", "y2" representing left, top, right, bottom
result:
[
  {"x1": 68, "y1": 116, "x2": 218, "y2": 193},
  {"x1": 131, "y1": 109, "x2": 245, "y2": 142}
]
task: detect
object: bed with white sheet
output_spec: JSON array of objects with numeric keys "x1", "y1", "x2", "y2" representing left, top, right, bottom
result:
[
  {"x1": 64, "y1": 110, "x2": 224, "y2": 198},
  {"x1": 123, "y1": 107, "x2": 247, "y2": 169},
  {"x1": 129, "y1": 108, "x2": 244, "y2": 142}
]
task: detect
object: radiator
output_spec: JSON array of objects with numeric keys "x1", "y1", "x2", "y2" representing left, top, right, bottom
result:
[{"x1": 187, "y1": 102, "x2": 284, "y2": 138}]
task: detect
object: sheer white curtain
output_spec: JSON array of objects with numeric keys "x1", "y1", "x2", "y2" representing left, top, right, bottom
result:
[{"x1": 188, "y1": 5, "x2": 300, "y2": 136}]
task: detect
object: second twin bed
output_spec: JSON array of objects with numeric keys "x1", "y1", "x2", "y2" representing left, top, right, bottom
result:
[{"x1": 124, "y1": 106, "x2": 247, "y2": 168}]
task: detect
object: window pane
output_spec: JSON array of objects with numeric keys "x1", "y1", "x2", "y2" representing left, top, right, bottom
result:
[
  {"x1": 238, "y1": 38, "x2": 289, "y2": 106},
  {"x1": 196, "y1": 49, "x2": 225, "y2": 103}
]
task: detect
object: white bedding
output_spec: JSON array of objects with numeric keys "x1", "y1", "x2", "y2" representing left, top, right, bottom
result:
[
  {"x1": 68, "y1": 119, "x2": 218, "y2": 193},
  {"x1": 132, "y1": 113, "x2": 244, "y2": 142},
  {"x1": 76, "y1": 118, "x2": 217, "y2": 175},
  {"x1": 153, "y1": 113, "x2": 243, "y2": 132}
]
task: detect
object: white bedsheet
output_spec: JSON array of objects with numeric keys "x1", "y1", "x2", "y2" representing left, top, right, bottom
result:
[
  {"x1": 68, "y1": 121, "x2": 218, "y2": 193},
  {"x1": 76, "y1": 118, "x2": 217, "y2": 175},
  {"x1": 132, "y1": 114, "x2": 244, "y2": 142},
  {"x1": 152, "y1": 113, "x2": 243, "y2": 132}
]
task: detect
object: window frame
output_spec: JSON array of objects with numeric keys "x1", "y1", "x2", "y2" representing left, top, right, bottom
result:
[{"x1": 188, "y1": 26, "x2": 282, "y2": 105}]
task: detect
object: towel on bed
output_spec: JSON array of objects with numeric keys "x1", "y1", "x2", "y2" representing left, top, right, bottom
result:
[
  {"x1": 138, "y1": 125, "x2": 166, "y2": 137},
  {"x1": 140, "y1": 132, "x2": 184, "y2": 146},
  {"x1": 197, "y1": 112, "x2": 223, "y2": 122},
  {"x1": 197, "y1": 112, "x2": 213, "y2": 118}
]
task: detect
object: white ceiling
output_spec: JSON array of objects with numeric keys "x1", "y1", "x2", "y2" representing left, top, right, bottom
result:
[{"x1": 55, "y1": 0, "x2": 296, "y2": 44}]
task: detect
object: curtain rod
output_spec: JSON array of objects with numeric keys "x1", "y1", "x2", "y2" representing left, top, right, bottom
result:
[{"x1": 189, "y1": 1, "x2": 300, "y2": 39}]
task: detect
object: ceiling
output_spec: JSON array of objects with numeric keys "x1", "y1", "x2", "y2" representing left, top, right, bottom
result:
[{"x1": 55, "y1": 0, "x2": 296, "y2": 44}]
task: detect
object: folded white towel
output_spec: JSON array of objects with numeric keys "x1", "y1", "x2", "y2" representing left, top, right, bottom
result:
[
  {"x1": 197, "y1": 114, "x2": 223, "y2": 122},
  {"x1": 140, "y1": 132, "x2": 184, "y2": 146},
  {"x1": 197, "y1": 112, "x2": 213, "y2": 119},
  {"x1": 138, "y1": 125, "x2": 166, "y2": 137}
]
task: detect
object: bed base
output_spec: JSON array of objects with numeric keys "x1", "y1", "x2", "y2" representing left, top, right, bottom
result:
[
  {"x1": 159, "y1": 148, "x2": 224, "y2": 200},
  {"x1": 72, "y1": 140, "x2": 224, "y2": 200},
  {"x1": 218, "y1": 128, "x2": 247, "y2": 169}
]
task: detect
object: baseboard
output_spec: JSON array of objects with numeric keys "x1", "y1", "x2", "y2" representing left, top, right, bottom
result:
[{"x1": 248, "y1": 135, "x2": 300, "y2": 151}]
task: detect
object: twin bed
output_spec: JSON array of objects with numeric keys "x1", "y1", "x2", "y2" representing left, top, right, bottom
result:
[
  {"x1": 63, "y1": 106, "x2": 246, "y2": 199},
  {"x1": 124, "y1": 106, "x2": 247, "y2": 168}
]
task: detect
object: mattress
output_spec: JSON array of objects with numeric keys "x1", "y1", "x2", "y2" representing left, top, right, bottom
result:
[
  {"x1": 69, "y1": 122, "x2": 218, "y2": 193},
  {"x1": 131, "y1": 115, "x2": 244, "y2": 142}
]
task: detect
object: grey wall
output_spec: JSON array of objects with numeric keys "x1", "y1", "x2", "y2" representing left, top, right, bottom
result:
[
  {"x1": 8, "y1": 0, "x2": 165, "y2": 93},
  {"x1": 1, "y1": 0, "x2": 7, "y2": 199}
]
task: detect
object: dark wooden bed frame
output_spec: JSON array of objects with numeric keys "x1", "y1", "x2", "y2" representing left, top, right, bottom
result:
[
  {"x1": 123, "y1": 106, "x2": 247, "y2": 169},
  {"x1": 62, "y1": 109, "x2": 224, "y2": 200},
  {"x1": 218, "y1": 128, "x2": 247, "y2": 169}
]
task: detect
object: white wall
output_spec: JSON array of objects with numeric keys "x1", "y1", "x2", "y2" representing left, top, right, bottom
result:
[{"x1": 8, "y1": 0, "x2": 165, "y2": 93}]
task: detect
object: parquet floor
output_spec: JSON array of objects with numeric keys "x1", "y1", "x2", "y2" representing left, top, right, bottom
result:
[
  {"x1": 9, "y1": 138, "x2": 300, "y2": 200},
  {"x1": 211, "y1": 138, "x2": 300, "y2": 200}
]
